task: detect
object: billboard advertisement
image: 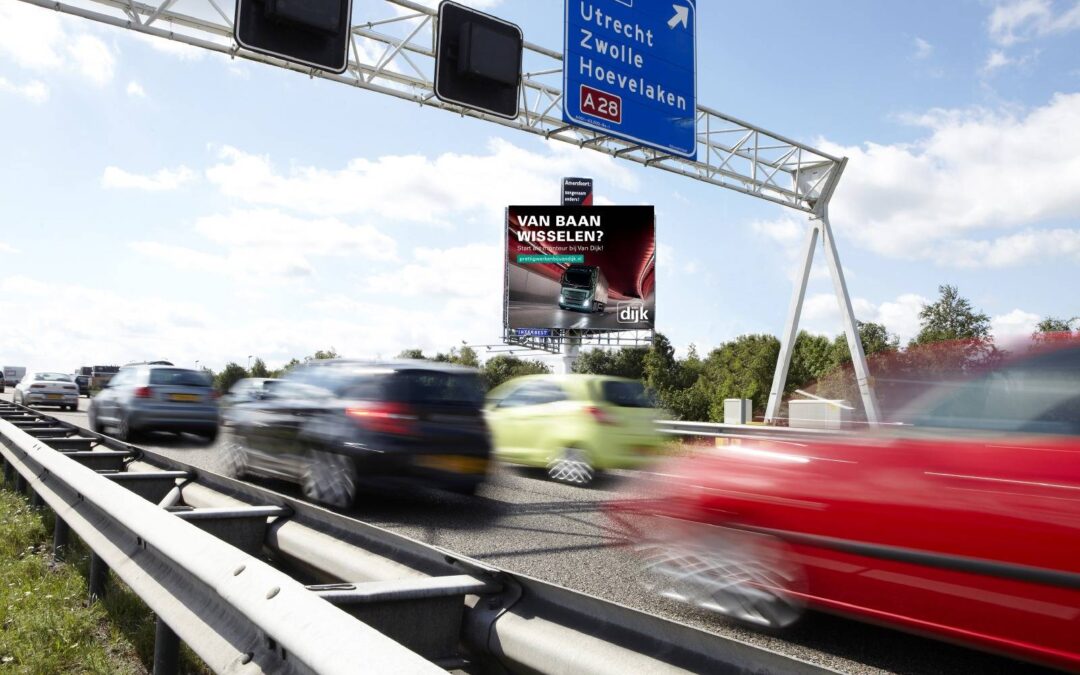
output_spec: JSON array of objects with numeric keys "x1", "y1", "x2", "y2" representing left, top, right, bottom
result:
[{"x1": 505, "y1": 206, "x2": 655, "y2": 330}]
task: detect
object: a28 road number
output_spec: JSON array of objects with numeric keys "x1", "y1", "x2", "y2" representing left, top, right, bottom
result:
[{"x1": 580, "y1": 85, "x2": 622, "y2": 124}]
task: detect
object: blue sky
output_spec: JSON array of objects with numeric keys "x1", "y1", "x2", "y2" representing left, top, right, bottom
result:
[{"x1": 1, "y1": 0, "x2": 1079, "y2": 373}]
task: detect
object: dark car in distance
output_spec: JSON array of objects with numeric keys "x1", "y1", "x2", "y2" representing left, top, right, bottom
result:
[
  {"x1": 74, "y1": 374, "x2": 91, "y2": 396},
  {"x1": 223, "y1": 360, "x2": 492, "y2": 507}
]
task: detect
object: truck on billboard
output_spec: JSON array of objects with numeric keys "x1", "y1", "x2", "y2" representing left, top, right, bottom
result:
[{"x1": 505, "y1": 205, "x2": 655, "y2": 331}]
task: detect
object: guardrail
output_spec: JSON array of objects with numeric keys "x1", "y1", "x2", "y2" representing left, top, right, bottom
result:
[
  {"x1": 656, "y1": 419, "x2": 851, "y2": 440},
  {"x1": 0, "y1": 401, "x2": 832, "y2": 674}
]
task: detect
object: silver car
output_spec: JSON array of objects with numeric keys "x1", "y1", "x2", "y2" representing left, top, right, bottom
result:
[
  {"x1": 88, "y1": 364, "x2": 220, "y2": 442},
  {"x1": 221, "y1": 377, "x2": 282, "y2": 425},
  {"x1": 14, "y1": 372, "x2": 80, "y2": 410}
]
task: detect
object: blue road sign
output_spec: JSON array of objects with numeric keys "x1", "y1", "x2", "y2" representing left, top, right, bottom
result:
[{"x1": 563, "y1": 0, "x2": 697, "y2": 159}]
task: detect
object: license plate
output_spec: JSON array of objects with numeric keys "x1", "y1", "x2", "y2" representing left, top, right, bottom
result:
[
  {"x1": 46, "y1": 394, "x2": 63, "y2": 400},
  {"x1": 169, "y1": 394, "x2": 200, "y2": 402},
  {"x1": 416, "y1": 455, "x2": 488, "y2": 474}
]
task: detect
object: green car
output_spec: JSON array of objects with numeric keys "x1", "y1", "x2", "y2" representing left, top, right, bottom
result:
[{"x1": 485, "y1": 375, "x2": 665, "y2": 486}]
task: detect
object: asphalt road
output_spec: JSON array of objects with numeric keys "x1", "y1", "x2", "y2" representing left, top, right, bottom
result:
[{"x1": 6, "y1": 391, "x2": 1060, "y2": 675}]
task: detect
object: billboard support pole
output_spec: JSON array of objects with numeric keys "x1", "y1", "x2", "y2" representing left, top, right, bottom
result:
[
  {"x1": 557, "y1": 335, "x2": 582, "y2": 375},
  {"x1": 765, "y1": 159, "x2": 880, "y2": 426}
]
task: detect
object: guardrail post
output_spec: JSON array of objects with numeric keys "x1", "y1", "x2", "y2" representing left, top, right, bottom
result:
[
  {"x1": 153, "y1": 616, "x2": 180, "y2": 675},
  {"x1": 53, "y1": 516, "x2": 70, "y2": 562},
  {"x1": 15, "y1": 472, "x2": 27, "y2": 494},
  {"x1": 2, "y1": 459, "x2": 12, "y2": 484},
  {"x1": 29, "y1": 488, "x2": 44, "y2": 508},
  {"x1": 88, "y1": 553, "x2": 108, "y2": 600}
]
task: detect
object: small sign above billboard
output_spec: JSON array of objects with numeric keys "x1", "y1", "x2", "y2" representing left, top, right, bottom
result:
[{"x1": 561, "y1": 177, "x2": 594, "y2": 206}]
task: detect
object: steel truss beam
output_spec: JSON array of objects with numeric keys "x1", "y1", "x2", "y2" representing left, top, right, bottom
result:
[
  {"x1": 14, "y1": 0, "x2": 878, "y2": 423},
  {"x1": 18, "y1": 0, "x2": 841, "y2": 213}
]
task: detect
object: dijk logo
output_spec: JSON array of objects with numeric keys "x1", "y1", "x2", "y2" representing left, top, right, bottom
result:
[{"x1": 617, "y1": 302, "x2": 650, "y2": 323}]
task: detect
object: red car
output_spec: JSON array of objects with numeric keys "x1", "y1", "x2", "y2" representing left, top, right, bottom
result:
[{"x1": 615, "y1": 337, "x2": 1080, "y2": 671}]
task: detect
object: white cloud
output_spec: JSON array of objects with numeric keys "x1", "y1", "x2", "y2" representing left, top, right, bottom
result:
[
  {"x1": 992, "y1": 308, "x2": 1041, "y2": 337},
  {"x1": 751, "y1": 217, "x2": 805, "y2": 248},
  {"x1": 800, "y1": 292, "x2": 928, "y2": 344},
  {"x1": 913, "y1": 37, "x2": 933, "y2": 59},
  {"x1": 875, "y1": 294, "x2": 929, "y2": 343},
  {"x1": 193, "y1": 209, "x2": 398, "y2": 261},
  {"x1": 102, "y1": 165, "x2": 195, "y2": 191},
  {"x1": 929, "y1": 228, "x2": 1080, "y2": 267},
  {"x1": 204, "y1": 139, "x2": 640, "y2": 226},
  {"x1": 0, "y1": 275, "x2": 215, "y2": 372},
  {"x1": 984, "y1": 49, "x2": 1013, "y2": 72},
  {"x1": 131, "y1": 209, "x2": 398, "y2": 286},
  {"x1": 126, "y1": 80, "x2": 146, "y2": 98},
  {"x1": 364, "y1": 244, "x2": 500, "y2": 299},
  {"x1": 0, "y1": 3, "x2": 65, "y2": 70},
  {"x1": 0, "y1": 3, "x2": 115, "y2": 86},
  {"x1": 129, "y1": 240, "x2": 315, "y2": 283},
  {"x1": 988, "y1": 0, "x2": 1080, "y2": 45},
  {"x1": 0, "y1": 274, "x2": 499, "y2": 372},
  {"x1": 821, "y1": 92, "x2": 1080, "y2": 267},
  {"x1": 0, "y1": 76, "x2": 48, "y2": 103},
  {"x1": 67, "y1": 34, "x2": 115, "y2": 85},
  {"x1": 0, "y1": 242, "x2": 21, "y2": 254}
]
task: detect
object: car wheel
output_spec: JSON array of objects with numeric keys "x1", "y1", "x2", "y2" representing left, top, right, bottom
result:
[
  {"x1": 88, "y1": 406, "x2": 102, "y2": 433},
  {"x1": 219, "y1": 432, "x2": 250, "y2": 479},
  {"x1": 201, "y1": 427, "x2": 219, "y2": 444},
  {"x1": 301, "y1": 448, "x2": 357, "y2": 508},
  {"x1": 637, "y1": 528, "x2": 805, "y2": 629},
  {"x1": 116, "y1": 412, "x2": 135, "y2": 442},
  {"x1": 547, "y1": 448, "x2": 595, "y2": 486}
]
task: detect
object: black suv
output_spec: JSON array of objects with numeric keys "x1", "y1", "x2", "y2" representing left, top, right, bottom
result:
[{"x1": 223, "y1": 360, "x2": 492, "y2": 507}]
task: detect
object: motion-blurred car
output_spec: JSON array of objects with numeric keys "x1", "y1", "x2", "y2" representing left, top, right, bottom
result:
[
  {"x1": 485, "y1": 374, "x2": 665, "y2": 486},
  {"x1": 223, "y1": 360, "x2": 491, "y2": 507},
  {"x1": 88, "y1": 364, "x2": 219, "y2": 442},
  {"x1": 614, "y1": 337, "x2": 1080, "y2": 671},
  {"x1": 221, "y1": 377, "x2": 282, "y2": 425},
  {"x1": 13, "y1": 372, "x2": 79, "y2": 410}
]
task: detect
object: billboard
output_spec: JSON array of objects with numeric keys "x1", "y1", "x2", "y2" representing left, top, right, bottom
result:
[{"x1": 505, "y1": 206, "x2": 655, "y2": 331}]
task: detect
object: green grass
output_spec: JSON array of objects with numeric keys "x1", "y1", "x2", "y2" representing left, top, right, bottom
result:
[{"x1": 0, "y1": 484, "x2": 210, "y2": 674}]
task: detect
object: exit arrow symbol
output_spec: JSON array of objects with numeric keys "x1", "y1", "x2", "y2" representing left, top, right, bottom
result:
[{"x1": 668, "y1": 5, "x2": 689, "y2": 30}]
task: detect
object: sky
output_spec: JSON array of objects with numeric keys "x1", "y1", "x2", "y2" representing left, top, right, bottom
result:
[{"x1": 1, "y1": 0, "x2": 1079, "y2": 374}]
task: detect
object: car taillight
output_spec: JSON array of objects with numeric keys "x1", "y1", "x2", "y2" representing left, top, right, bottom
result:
[
  {"x1": 210, "y1": 390, "x2": 221, "y2": 399},
  {"x1": 346, "y1": 403, "x2": 418, "y2": 436},
  {"x1": 134, "y1": 386, "x2": 153, "y2": 399},
  {"x1": 30, "y1": 384, "x2": 46, "y2": 389},
  {"x1": 585, "y1": 405, "x2": 614, "y2": 425}
]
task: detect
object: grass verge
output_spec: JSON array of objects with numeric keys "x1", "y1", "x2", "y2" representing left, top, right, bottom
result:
[{"x1": 0, "y1": 483, "x2": 210, "y2": 674}]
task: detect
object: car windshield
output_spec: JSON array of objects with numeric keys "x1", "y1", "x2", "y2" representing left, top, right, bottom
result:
[
  {"x1": 149, "y1": 368, "x2": 212, "y2": 387},
  {"x1": 94, "y1": 366, "x2": 120, "y2": 374},
  {"x1": 602, "y1": 380, "x2": 654, "y2": 408},
  {"x1": 563, "y1": 268, "x2": 593, "y2": 287},
  {"x1": 385, "y1": 370, "x2": 486, "y2": 407},
  {"x1": 34, "y1": 372, "x2": 72, "y2": 382}
]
